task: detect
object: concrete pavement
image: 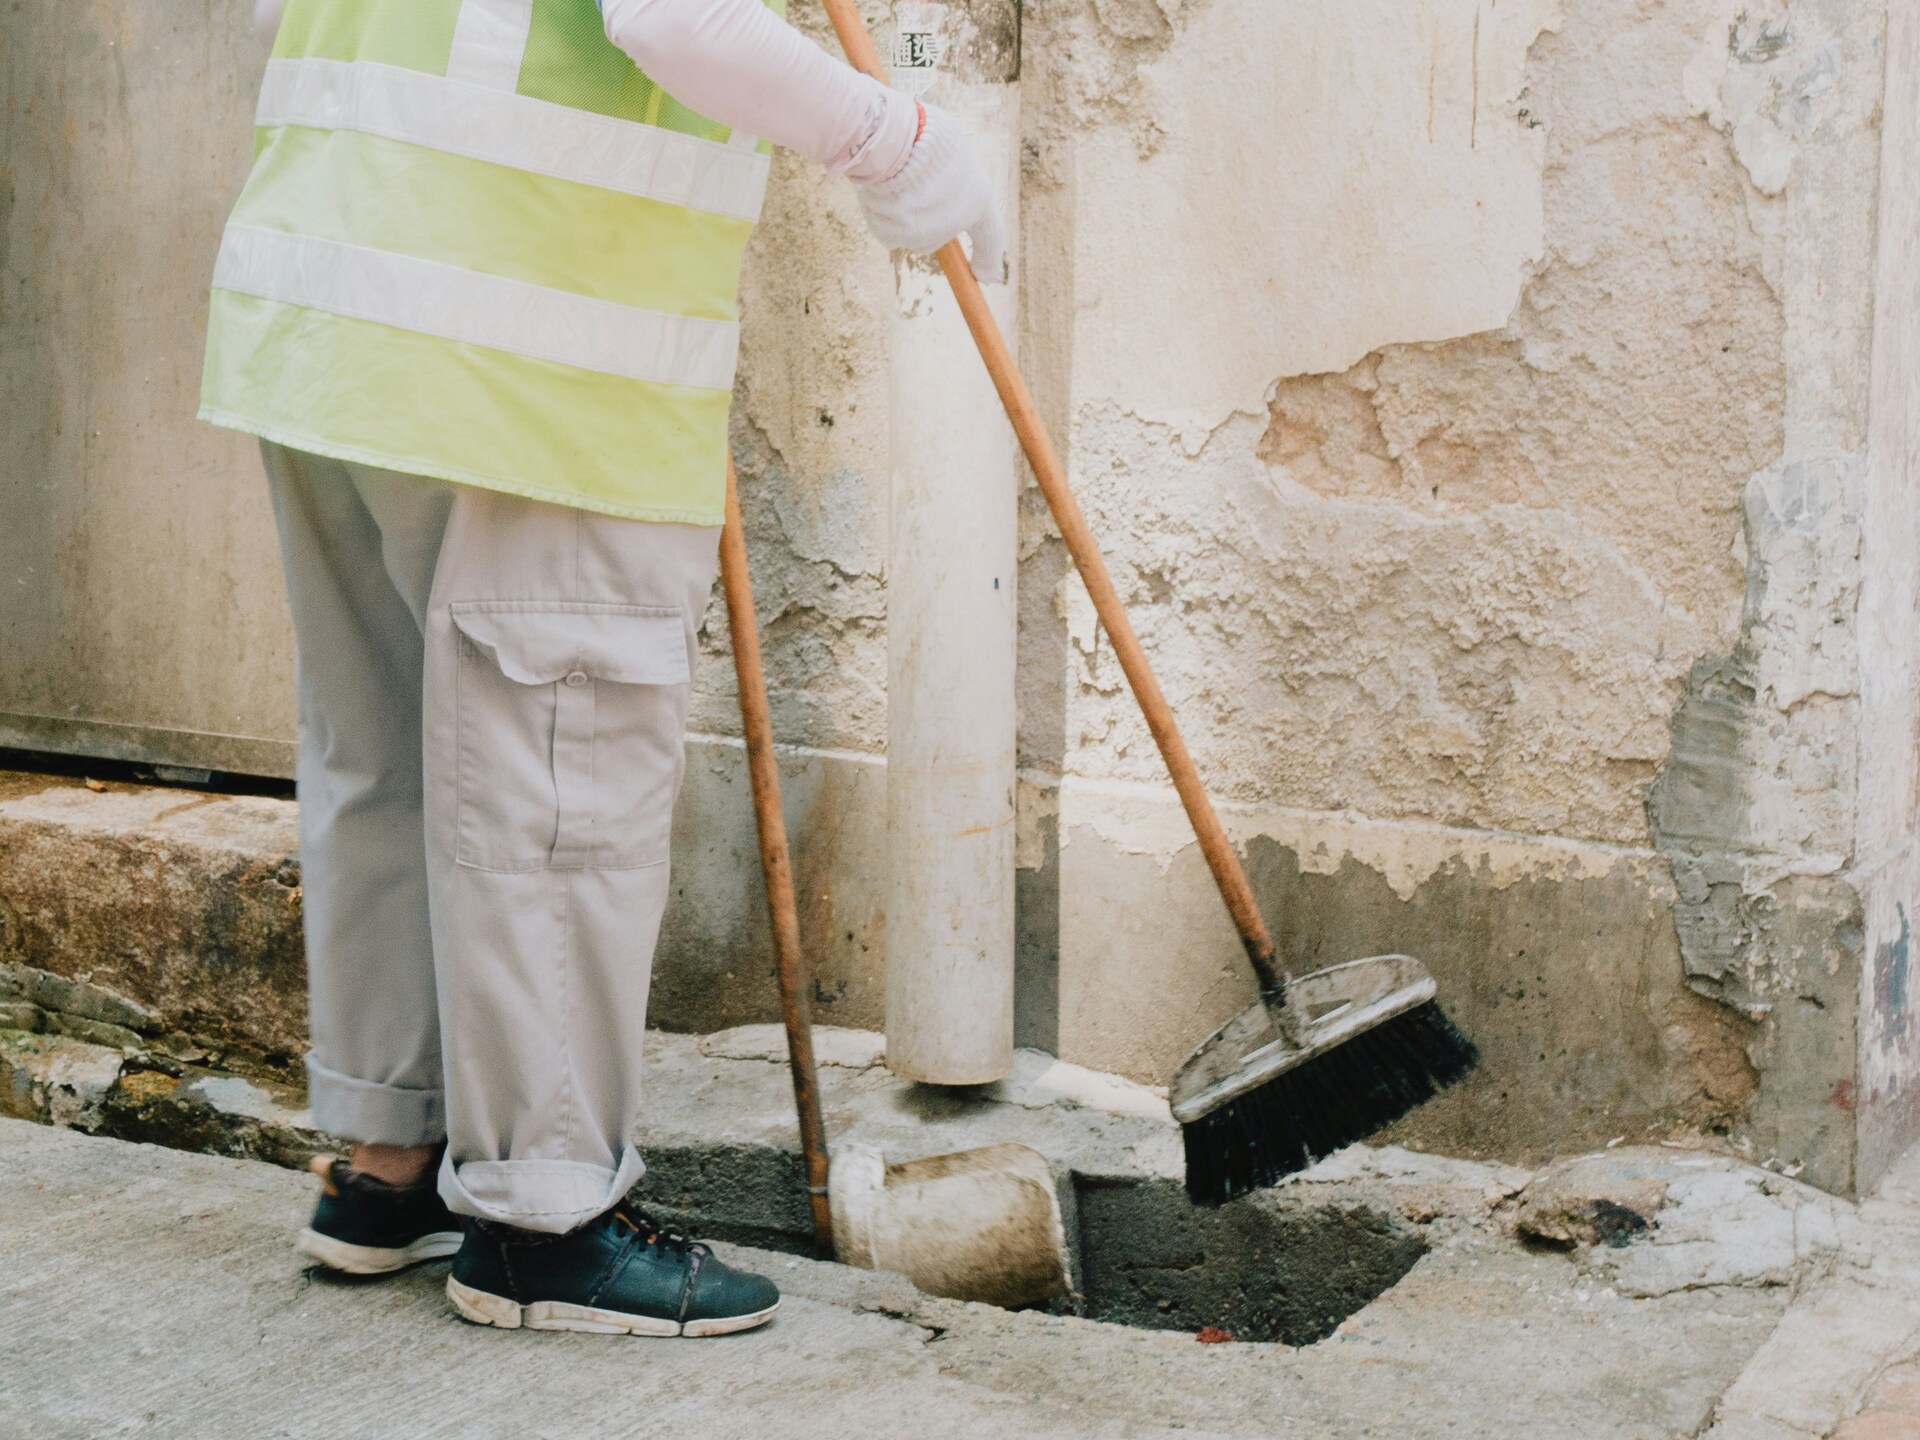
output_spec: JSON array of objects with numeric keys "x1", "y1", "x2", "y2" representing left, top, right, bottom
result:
[{"x1": 0, "y1": 1119, "x2": 1818, "y2": 1440}]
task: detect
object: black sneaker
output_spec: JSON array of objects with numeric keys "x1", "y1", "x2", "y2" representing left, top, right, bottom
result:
[
  {"x1": 296, "y1": 1150, "x2": 463, "y2": 1275},
  {"x1": 447, "y1": 1206, "x2": 780, "y2": 1337}
]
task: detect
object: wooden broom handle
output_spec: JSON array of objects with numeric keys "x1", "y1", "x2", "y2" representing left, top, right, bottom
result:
[
  {"x1": 720, "y1": 459, "x2": 836, "y2": 1255},
  {"x1": 815, "y1": 0, "x2": 1283, "y2": 993}
]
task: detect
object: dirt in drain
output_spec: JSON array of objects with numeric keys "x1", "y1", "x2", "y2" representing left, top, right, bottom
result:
[{"x1": 1071, "y1": 1177, "x2": 1428, "y2": 1345}]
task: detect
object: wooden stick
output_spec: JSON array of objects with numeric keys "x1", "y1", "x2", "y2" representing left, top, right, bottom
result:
[
  {"x1": 815, "y1": 0, "x2": 1283, "y2": 992},
  {"x1": 719, "y1": 458, "x2": 836, "y2": 1254}
]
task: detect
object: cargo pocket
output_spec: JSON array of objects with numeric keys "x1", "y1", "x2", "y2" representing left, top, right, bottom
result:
[{"x1": 450, "y1": 602, "x2": 692, "y2": 872}]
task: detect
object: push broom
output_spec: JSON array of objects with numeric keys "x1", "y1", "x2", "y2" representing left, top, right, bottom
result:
[{"x1": 812, "y1": 0, "x2": 1480, "y2": 1205}]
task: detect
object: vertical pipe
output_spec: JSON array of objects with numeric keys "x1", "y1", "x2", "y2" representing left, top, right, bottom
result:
[{"x1": 883, "y1": 0, "x2": 1022, "y2": 1084}]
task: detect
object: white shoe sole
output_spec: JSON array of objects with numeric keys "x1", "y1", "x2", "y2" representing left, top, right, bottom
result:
[
  {"x1": 297, "y1": 1227, "x2": 464, "y2": 1275},
  {"x1": 446, "y1": 1276, "x2": 779, "y2": 1337}
]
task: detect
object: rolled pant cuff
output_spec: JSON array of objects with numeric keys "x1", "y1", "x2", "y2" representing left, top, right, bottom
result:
[
  {"x1": 440, "y1": 1148, "x2": 648, "y2": 1235},
  {"x1": 305, "y1": 1054, "x2": 446, "y2": 1146}
]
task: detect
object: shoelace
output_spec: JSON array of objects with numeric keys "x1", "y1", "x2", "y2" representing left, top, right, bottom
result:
[{"x1": 612, "y1": 1206, "x2": 705, "y2": 1257}]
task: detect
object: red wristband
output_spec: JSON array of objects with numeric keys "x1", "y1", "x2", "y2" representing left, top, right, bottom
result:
[{"x1": 914, "y1": 100, "x2": 928, "y2": 145}]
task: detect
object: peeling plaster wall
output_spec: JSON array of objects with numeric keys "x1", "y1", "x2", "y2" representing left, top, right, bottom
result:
[
  {"x1": 1069, "y1": 0, "x2": 1563, "y2": 433},
  {"x1": 1854, "y1": 0, "x2": 1920, "y2": 1189},
  {"x1": 998, "y1": 0, "x2": 1896, "y2": 1189},
  {"x1": 1639, "y1": 0, "x2": 1887, "y2": 1192},
  {"x1": 700, "y1": 63, "x2": 898, "y2": 755},
  {"x1": 690, "y1": 0, "x2": 1901, "y2": 1188},
  {"x1": 692, "y1": 0, "x2": 953, "y2": 764},
  {"x1": 1027, "y1": 0, "x2": 1784, "y2": 838}
]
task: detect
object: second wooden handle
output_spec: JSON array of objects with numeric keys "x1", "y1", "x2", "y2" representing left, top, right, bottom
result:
[{"x1": 720, "y1": 459, "x2": 835, "y2": 1253}]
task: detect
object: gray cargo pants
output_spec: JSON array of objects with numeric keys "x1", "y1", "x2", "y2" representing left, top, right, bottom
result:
[{"x1": 263, "y1": 441, "x2": 719, "y2": 1233}]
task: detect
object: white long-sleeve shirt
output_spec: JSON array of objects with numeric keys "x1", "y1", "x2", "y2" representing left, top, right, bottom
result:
[
  {"x1": 599, "y1": 0, "x2": 916, "y2": 181},
  {"x1": 252, "y1": 0, "x2": 916, "y2": 182}
]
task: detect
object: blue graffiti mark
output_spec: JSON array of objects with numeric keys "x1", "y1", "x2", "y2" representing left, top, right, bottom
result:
[{"x1": 1875, "y1": 903, "x2": 1912, "y2": 1053}]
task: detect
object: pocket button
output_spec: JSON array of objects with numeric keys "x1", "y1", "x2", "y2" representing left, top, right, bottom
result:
[{"x1": 564, "y1": 670, "x2": 589, "y2": 688}]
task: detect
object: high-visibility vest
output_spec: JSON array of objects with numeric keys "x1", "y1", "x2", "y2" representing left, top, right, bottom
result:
[{"x1": 199, "y1": 0, "x2": 779, "y2": 525}]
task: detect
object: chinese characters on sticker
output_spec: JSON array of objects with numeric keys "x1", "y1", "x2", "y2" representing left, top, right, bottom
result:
[
  {"x1": 894, "y1": 29, "x2": 941, "y2": 71},
  {"x1": 891, "y1": 4, "x2": 942, "y2": 96}
]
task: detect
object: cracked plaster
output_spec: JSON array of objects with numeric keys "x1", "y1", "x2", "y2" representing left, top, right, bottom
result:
[
  {"x1": 687, "y1": 0, "x2": 1901, "y2": 1185},
  {"x1": 1032, "y1": 0, "x2": 1793, "y2": 848},
  {"x1": 1003, "y1": 0, "x2": 1895, "y2": 1187}
]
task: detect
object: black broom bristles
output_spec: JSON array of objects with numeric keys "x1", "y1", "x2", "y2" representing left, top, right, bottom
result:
[{"x1": 1181, "y1": 1001, "x2": 1479, "y2": 1206}]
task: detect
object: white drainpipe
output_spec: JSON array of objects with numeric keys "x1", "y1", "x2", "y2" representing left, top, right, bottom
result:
[{"x1": 883, "y1": 0, "x2": 1022, "y2": 1085}]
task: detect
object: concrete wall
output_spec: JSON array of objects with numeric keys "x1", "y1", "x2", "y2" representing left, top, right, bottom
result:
[
  {"x1": 714, "y1": 0, "x2": 1910, "y2": 1190},
  {"x1": 1856, "y1": 0, "x2": 1920, "y2": 1188},
  {"x1": 0, "y1": 4, "x2": 293, "y2": 775},
  {"x1": 4, "y1": 0, "x2": 1912, "y2": 1191}
]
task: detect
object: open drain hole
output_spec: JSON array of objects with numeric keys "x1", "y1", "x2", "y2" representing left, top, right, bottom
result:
[
  {"x1": 638, "y1": 1146, "x2": 1427, "y2": 1343},
  {"x1": 1071, "y1": 1177, "x2": 1429, "y2": 1345}
]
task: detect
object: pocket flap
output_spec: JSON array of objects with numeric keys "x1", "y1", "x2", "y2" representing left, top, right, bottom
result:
[{"x1": 450, "y1": 604, "x2": 691, "y2": 687}]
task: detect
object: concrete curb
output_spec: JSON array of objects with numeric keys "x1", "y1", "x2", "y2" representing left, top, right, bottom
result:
[
  {"x1": 0, "y1": 1021, "x2": 336, "y2": 1170},
  {"x1": 0, "y1": 776, "x2": 307, "y2": 1064},
  {"x1": 0, "y1": 757, "x2": 884, "y2": 1066}
]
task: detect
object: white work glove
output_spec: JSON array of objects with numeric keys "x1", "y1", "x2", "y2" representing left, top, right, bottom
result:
[
  {"x1": 254, "y1": 0, "x2": 283, "y2": 35},
  {"x1": 855, "y1": 103, "x2": 1007, "y2": 284}
]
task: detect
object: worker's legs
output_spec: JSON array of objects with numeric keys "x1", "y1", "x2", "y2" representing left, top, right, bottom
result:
[
  {"x1": 270, "y1": 440, "x2": 717, "y2": 1236},
  {"x1": 401, "y1": 483, "x2": 779, "y2": 1332},
  {"x1": 262, "y1": 441, "x2": 450, "y2": 1150},
  {"x1": 412, "y1": 480, "x2": 719, "y2": 1234},
  {"x1": 266, "y1": 445, "x2": 772, "y2": 1324}
]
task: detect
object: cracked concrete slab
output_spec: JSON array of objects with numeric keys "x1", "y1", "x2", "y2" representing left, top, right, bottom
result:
[
  {"x1": 1718, "y1": 1274, "x2": 1920, "y2": 1434},
  {"x1": 1703, "y1": 1145, "x2": 1920, "y2": 1437},
  {"x1": 1508, "y1": 1146, "x2": 1853, "y2": 1299}
]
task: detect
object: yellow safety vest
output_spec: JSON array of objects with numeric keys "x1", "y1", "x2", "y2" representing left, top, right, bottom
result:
[{"x1": 200, "y1": 0, "x2": 778, "y2": 525}]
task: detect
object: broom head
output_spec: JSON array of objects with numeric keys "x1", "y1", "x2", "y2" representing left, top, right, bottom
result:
[{"x1": 1171, "y1": 954, "x2": 1477, "y2": 1206}]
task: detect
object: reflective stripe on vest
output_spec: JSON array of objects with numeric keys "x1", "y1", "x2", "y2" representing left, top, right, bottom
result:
[
  {"x1": 214, "y1": 225, "x2": 743, "y2": 388},
  {"x1": 199, "y1": 0, "x2": 773, "y2": 525},
  {"x1": 446, "y1": 0, "x2": 536, "y2": 88},
  {"x1": 254, "y1": 58, "x2": 770, "y2": 220}
]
